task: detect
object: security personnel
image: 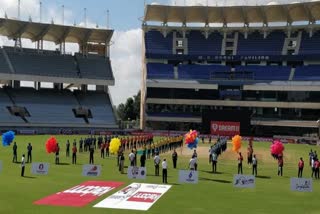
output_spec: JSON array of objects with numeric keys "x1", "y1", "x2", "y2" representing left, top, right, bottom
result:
[
  {"x1": 140, "y1": 152, "x2": 146, "y2": 167},
  {"x1": 27, "y1": 143, "x2": 32, "y2": 163}
]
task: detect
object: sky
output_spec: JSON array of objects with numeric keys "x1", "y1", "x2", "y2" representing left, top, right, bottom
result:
[{"x1": 0, "y1": 0, "x2": 299, "y2": 105}]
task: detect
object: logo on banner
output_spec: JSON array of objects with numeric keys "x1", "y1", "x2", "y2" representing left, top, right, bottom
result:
[
  {"x1": 31, "y1": 163, "x2": 49, "y2": 175},
  {"x1": 34, "y1": 181, "x2": 123, "y2": 207},
  {"x1": 127, "y1": 192, "x2": 161, "y2": 203},
  {"x1": 290, "y1": 178, "x2": 313, "y2": 192},
  {"x1": 210, "y1": 121, "x2": 240, "y2": 136},
  {"x1": 82, "y1": 165, "x2": 101, "y2": 177},
  {"x1": 233, "y1": 175, "x2": 255, "y2": 188},
  {"x1": 178, "y1": 170, "x2": 198, "y2": 184},
  {"x1": 94, "y1": 183, "x2": 172, "y2": 211},
  {"x1": 128, "y1": 166, "x2": 146, "y2": 179}
]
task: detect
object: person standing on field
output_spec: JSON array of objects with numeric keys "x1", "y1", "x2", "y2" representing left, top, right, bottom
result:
[
  {"x1": 21, "y1": 154, "x2": 25, "y2": 177},
  {"x1": 238, "y1": 152, "x2": 243, "y2": 174},
  {"x1": 172, "y1": 149, "x2": 178, "y2": 169},
  {"x1": 212, "y1": 152, "x2": 218, "y2": 173},
  {"x1": 154, "y1": 153, "x2": 160, "y2": 176},
  {"x1": 66, "y1": 140, "x2": 70, "y2": 157},
  {"x1": 314, "y1": 159, "x2": 320, "y2": 179},
  {"x1": 298, "y1": 157, "x2": 304, "y2": 178},
  {"x1": 252, "y1": 154, "x2": 258, "y2": 176},
  {"x1": 12, "y1": 142, "x2": 18, "y2": 163},
  {"x1": 162, "y1": 158, "x2": 168, "y2": 184},
  {"x1": 278, "y1": 155, "x2": 284, "y2": 176},
  {"x1": 27, "y1": 143, "x2": 32, "y2": 163},
  {"x1": 72, "y1": 144, "x2": 77, "y2": 164}
]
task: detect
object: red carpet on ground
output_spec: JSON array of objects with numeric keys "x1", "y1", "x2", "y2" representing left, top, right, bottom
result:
[{"x1": 34, "y1": 181, "x2": 123, "y2": 207}]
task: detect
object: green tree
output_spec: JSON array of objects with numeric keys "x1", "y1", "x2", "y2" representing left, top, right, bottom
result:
[{"x1": 116, "y1": 91, "x2": 141, "y2": 121}]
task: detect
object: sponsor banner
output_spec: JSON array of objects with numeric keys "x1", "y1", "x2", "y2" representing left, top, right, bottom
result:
[
  {"x1": 127, "y1": 166, "x2": 147, "y2": 179},
  {"x1": 34, "y1": 181, "x2": 123, "y2": 207},
  {"x1": 82, "y1": 164, "x2": 101, "y2": 177},
  {"x1": 211, "y1": 121, "x2": 240, "y2": 136},
  {"x1": 94, "y1": 183, "x2": 171, "y2": 211},
  {"x1": 290, "y1": 178, "x2": 313, "y2": 192},
  {"x1": 178, "y1": 170, "x2": 198, "y2": 184},
  {"x1": 0, "y1": 160, "x2": 2, "y2": 173},
  {"x1": 31, "y1": 163, "x2": 49, "y2": 175},
  {"x1": 233, "y1": 175, "x2": 255, "y2": 188}
]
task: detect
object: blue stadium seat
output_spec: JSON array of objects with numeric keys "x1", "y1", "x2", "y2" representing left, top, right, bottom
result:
[
  {"x1": 187, "y1": 31, "x2": 222, "y2": 55},
  {"x1": 178, "y1": 64, "x2": 231, "y2": 80},
  {"x1": 147, "y1": 63, "x2": 174, "y2": 79},
  {"x1": 294, "y1": 65, "x2": 320, "y2": 81},
  {"x1": 235, "y1": 66, "x2": 291, "y2": 81},
  {"x1": 299, "y1": 31, "x2": 320, "y2": 55},
  {"x1": 145, "y1": 30, "x2": 173, "y2": 55}
]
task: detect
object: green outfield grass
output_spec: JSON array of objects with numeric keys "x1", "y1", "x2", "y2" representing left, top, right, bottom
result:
[{"x1": 0, "y1": 135, "x2": 319, "y2": 214}]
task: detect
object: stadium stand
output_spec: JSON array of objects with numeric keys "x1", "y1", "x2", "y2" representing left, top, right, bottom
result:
[
  {"x1": 75, "y1": 54, "x2": 114, "y2": 80},
  {"x1": 74, "y1": 90, "x2": 116, "y2": 125},
  {"x1": 237, "y1": 31, "x2": 285, "y2": 56},
  {"x1": 0, "y1": 89, "x2": 24, "y2": 123},
  {"x1": 145, "y1": 30, "x2": 173, "y2": 55},
  {"x1": 294, "y1": 65, "x2": 320, "y2": 81},
  {"x1": 187, "y1": 31, "x2": 222, "y2": 55},
  {"x1": 299, "y1": 31, "x2": 320, "y2": 55},
  {"x1": 147, "y1": 63, "x2": 174, "y2": 79},
  {"x1": 141, "y1": 2, "x2": 320, "y2": 136}
]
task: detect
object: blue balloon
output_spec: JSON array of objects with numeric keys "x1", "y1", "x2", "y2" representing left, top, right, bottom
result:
[{"x1": 2, "y1": 131, "x2": 15, "y2": 147}]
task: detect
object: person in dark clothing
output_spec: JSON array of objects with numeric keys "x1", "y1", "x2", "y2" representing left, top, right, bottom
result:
[
  {"x1": 27, "y1": 143, "x2": 32, "y2": 163},
  {"x1": 105, "y1": 142, "x2": 109, "y2": 157},
  {"x1": 79, "y1": 138, "x2": 83, "y2": 152},
  {"x1": 13, "y1": 142, "x2": 18, "y2": 163},
  {"x1": 162, "y1": 158, "x2": 168, "y2": 184},
  {"x1": 72, "y1": 145, "x2": 77, "y2": 164},
  {"x1": 172, "y1": 149, "x2": 178, "y2": 169},
  {"x1": 119, "y1": 152, "x2": 125, "y2": 173},
  {"x1": 238, "y1": 152, "x2": 243, "y2": 174},
  {"x1": 89, "y1": 143, "x2": 94, "y2": 164},
  {"x1": 140, "y1": 152, "x2": 146, "y2": 167},
  {"x1": 21, "y1": 154, "x2": 25, "y2": 177},
  {"x1": 278, "y1": 155, "x2": 284, "y2": 176},
  {"x1": 101, "y1": 142, "x2": 105, "y2": 159},
  {"x1": 66, "y1": 140, "x2": 70, "y2": 157},
  {"x1": 55, "y1": 143, "x2": 60, "y2": 165}
]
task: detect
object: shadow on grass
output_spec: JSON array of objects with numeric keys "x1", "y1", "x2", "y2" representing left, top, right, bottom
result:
[
  {"x1": 200, "y1": 170, "x2": 225, "y2": 175},
  {"x1": 199, "y1": 177, "x2": 232, "y2": 184},
  {"x1": 56, "y1": 163, "x2": 70, "y2": 166},
  {"x1": 22, "y1": 176, "x2": 36, "y2": 179},
  {"x1": 256, "y1": 175, "x2": 271, "y2": 179},
  {"x1": 168, "y1": 183, "x2": 180, "y2": 186}
]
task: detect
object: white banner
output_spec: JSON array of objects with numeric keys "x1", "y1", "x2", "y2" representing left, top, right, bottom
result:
[
  {"x1": 82, "y1": 165, "x2": 101, "y2": 177},
  {"x1": 178, "y1": 170, "x2": 198, "y2": 184},
  {"x1": 94, "y1": 183, "x2": 171, "y2": 211},
  {"x1": 290, "y1": 178, "x2": 313, "y2": 192},
  {"x1": 0, "y1": 160, "x2": 2, "y2": 173},
  {"x1": 31, "y1": 163, "x2": 49, "y2": 175},
  {"x1": 233, "y1": 175, "x2": 255, "y2": 188},
  {"x1": 127, "y1": 167, "x2": 147, "y2": 179}
]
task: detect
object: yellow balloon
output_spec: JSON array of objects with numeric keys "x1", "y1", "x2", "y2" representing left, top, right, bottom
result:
[{"x1": 109, "y1": 138, "x2": 121, "y2": 154}]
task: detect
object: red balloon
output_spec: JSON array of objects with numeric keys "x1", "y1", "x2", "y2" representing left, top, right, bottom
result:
[
  {"x1": 46, "y1": 137, "x2": 58, "y2": 153},
  {"x1": 270, "y1": 140, "x2": 284, "y2": 155}
]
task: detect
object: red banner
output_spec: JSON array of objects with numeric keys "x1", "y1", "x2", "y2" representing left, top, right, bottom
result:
[
  {"x1": 210, "y1": 121, "x2": 240, "y2": 136},
  {"x1": 34, "y1": 181, "x2": 123, "y2": 207}
]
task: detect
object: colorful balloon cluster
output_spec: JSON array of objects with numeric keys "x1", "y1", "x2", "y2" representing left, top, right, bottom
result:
[
  {"x1": 109, "y1": 138, "x2": 121, "y2": 154},
  {"x1": 2, "y1": 131, "x2": 15, "y2": 147},
  {"x1": 232, "y1": 135, "x2": 242, "y2": 153},
  {"x1": 270, "y1": 140, "x2": 284, "y2": 159},
  {"x1": 45, "y1": 137, "x2": 58, "y2": 153},
  {"x1": 185, "y1": 130, "x2": 199, "y2": 150},
  {"x1": 211, "y1": 138, "x2": 227, "y2": 156}
]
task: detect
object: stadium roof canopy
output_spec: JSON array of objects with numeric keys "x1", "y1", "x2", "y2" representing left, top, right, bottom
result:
[
  {"x1": 143, "y1": 1, "x2": 320, "y2": 26},
  {"x1": 0, "y1": 18, "x2": 113, "y2": 44}
]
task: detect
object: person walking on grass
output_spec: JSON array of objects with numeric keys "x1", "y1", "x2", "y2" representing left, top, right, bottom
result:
[
  {"x1": 238, "y1": 152, "x2": 243, "y2": 174},
  {"x1": 252, "y1": 154, "x2": 258, "y2": 176},
  {"x1": 298, "y1": 157, "x2": 304, "y2": 178}
]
